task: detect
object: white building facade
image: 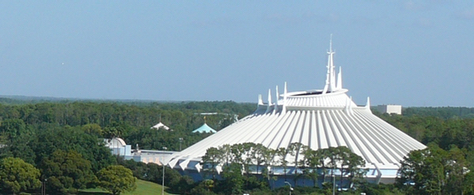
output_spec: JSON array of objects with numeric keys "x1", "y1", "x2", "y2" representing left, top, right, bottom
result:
[{"x1": 377, "y1": 105, "x2": 402, "y2": 115}]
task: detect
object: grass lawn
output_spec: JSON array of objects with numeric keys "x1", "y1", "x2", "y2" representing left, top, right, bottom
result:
[{"x1": 79, "y1": 179, "x2": 175, "y2": 195}]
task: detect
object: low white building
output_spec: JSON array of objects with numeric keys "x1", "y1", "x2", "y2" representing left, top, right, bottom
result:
[
  {"x1": 377, "y1": 105, "x2": 402, "y2": 115},
  {"x1": 104, "y1": 138, "x2": 131, "y2": 156},
  {"x1": 104, "y1": 137, "x2": 176, "y2": 165}
]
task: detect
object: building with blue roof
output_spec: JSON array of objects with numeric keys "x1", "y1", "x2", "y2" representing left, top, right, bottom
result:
[{"x1": 192, "y1": 123, "x2": 216, "y2": 133}]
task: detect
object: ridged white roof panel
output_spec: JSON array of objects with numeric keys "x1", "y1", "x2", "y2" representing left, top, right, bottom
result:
[{"x1": 169, "y1": 104, "x2": 426, "y2": 170}]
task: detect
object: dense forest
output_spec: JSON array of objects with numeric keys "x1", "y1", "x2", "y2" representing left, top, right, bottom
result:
[
  {"x1": 0, "y1": 99, "x2": 255, "y2": 151},
  {"x1": 0, "y1": 98, "x2": 255, "y2": 194},
  {"x1": 1, "y1": 97, "x2": 474, "y2": 194},
  {"x1": 402, "y1": 106, "x2": 474, "y2": 119}
]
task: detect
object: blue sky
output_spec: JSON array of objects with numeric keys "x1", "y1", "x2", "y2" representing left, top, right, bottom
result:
[{"x1": 1, "y1": 1, "x2": 473, "y2": 106}]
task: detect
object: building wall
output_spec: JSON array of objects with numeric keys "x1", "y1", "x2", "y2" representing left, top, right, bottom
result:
[
  {"x1": 110, "y1": 145, "x2": 132, "y2": 156},
  {"x1": 377, "y1": 105, "x2": 402, "y2": 115}
]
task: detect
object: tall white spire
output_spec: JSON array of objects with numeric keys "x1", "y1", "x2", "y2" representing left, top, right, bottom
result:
[
  {"x1": 336, "y1": 66, "x2": 342, "y2": 90},
  {"x1": 282, "y1": 82, "x2": 287, "y2": 113},
  {"x1": 365, "y1": 97, "x2": 372, "y2": 112},
  {"x1": 274, "y1": 86, "x2": 279, "y2": 113},
  {"x1": 266, "y1": 89, "x2": 272, "y2": 113},
  {"x1": 323, "y1": 34, "x2": 336, "y2": 94}
]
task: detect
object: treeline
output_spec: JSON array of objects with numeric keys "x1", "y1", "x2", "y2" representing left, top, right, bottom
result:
[
  {"x1": 0, "y1": 100, "x2": 255, "y2": 151},
  {"x1": 201, "y1": 142, "x2": 366, "y2": 194},
  {"x1": 370, "y1": 106, "x2": 474, "y2": 119},
  {"x1": 403, "y1": 107, "x2": 474, "y2": 119},
  {"x1": 376, "y1": 113, "x2": 474, "y2": 153},
  {"x1": 0, "y1": 100, "x2": 255, "y2": 130}
]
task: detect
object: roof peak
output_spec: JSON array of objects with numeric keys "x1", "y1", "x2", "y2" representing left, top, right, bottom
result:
[{"x1": 322, "y1": 34, "x2": 342, "y2": 94}]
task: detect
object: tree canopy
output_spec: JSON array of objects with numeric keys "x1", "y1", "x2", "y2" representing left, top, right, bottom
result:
[
  {"x1": 397, "y1": 144, "x2": 474, "y2": 195},
  {"x1": 0, "y1": 157, "x2": 41, "y2": 194},
  {"x1": 40, "y1": 150, "x2": 97, "y2": 194},
  {"x1": 97, "y1": 165, "x2": 137, "y2": 195}
]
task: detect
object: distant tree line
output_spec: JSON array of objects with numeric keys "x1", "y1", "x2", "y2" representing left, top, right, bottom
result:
[
  {"x1": 403, "y1": 107, "x2": 474, "y2": 119},
  {"x1": 0, "y1": 100, "x2": 255, "y2": 151}
]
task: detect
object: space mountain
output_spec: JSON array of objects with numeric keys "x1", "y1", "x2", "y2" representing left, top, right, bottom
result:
[{"x1": 166, "y1": 40, "x2": 426, "y2": 185}]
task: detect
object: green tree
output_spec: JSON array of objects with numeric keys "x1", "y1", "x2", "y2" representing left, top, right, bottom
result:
[
  {"x1": 303, "y1": 148, "x2": 323, "y2": 187},
  {"x1": 397, "y1": 144, "x2": 471, "y2": 195},
  {"x1": 97, "y1": 165, "x2": 137, "y2": 195},
  {"x1": 202, "y1": 147, "x2": 222, "y2": 179},
  {"x1": 81, "y1": 123, "x2": 103, "y2": 137},
  {"x1": 0, "y1": 119, "x2": 36, "y2": 164},
  {"x1": 340, "y1": 147, "x2": 366, "y2": 187},
  {"x1": 261, "y1": 147, "x2": 277, "y2": 188},
  {"x1": 40, "y1": 150, "x2": 96, "y2": 193},
  {"x1": 0, "y1": 157, "x2": 41, "y2": 194},
  {"x1": 288, "y1": 142, "x2": 305, "y2": 186},
  {"x1": 219, "y1": 163, "x2": 245, "y2": 194},
  {"x1": 277, "y1": 147, "x2": 290, "y2": 181},
  {"x1": 31, "y1": 125, "x2": 115, "y2": 173}
]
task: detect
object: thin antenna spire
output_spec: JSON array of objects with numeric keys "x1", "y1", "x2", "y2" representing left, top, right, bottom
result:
[
  {"x1": 329, "y1": 34, "x2": 333, "y2": 52},
  {"x1": 323, "y1": 34, "x2": 336, "y2": 94}
]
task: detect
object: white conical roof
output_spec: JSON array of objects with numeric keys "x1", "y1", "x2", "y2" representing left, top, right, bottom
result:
[
  {"x1": 167, "y1": 39, "x2": 426, "y2": 182},
  {"x1": 151, "y1": 122, "x2": 170, "y2": 130},
  {"x1": 192, "y1": 123, "x2": 217, "y2": 133}
]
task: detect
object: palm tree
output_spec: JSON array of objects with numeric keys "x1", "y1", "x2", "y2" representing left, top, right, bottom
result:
[
  {"x1": 277, "y1": 147, "x2": 290, "y2": 181},
  {"x1": 304, "y1": 148, "x2": 321, "y2": 187},
  {"x1": 253, "y1": 143, "x2": 266, "y2": 175},
  {"x1": 262, "y1": 147, "x2": 277, "y2": 188},
  {"x1": 202, "y1": 147, "x2": 222, "y2": 179},
  {"x1": 288, "y1": 142, "x2": 305, "y2": 186}
]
